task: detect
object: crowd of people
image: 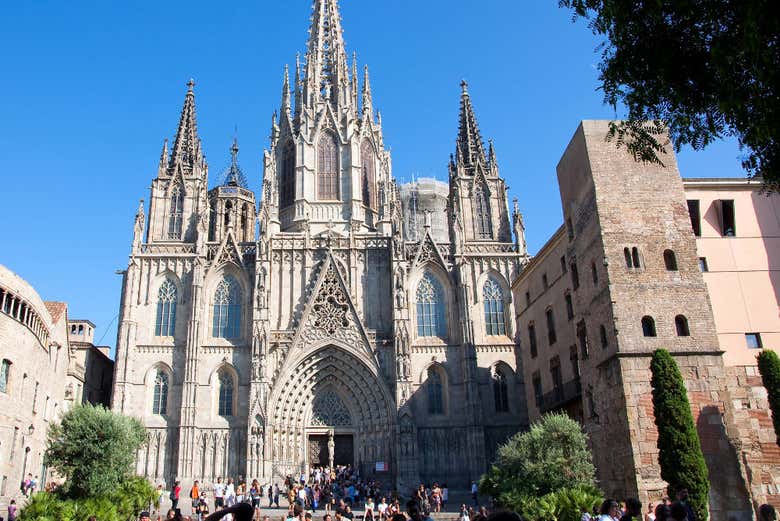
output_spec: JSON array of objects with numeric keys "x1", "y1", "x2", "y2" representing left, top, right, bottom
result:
[
  {"x1": 580, "y1": 488, "x2": 777, "y2": 521},
  {"x1": 145, "y1": 466, "x2": 469, "y2": 521},
  {"x1": 133, "y1": 472, "x2": 775, "y2": 521}
]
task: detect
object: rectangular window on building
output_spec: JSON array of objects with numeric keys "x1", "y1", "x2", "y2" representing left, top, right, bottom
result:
[
  {"x1": 546, "y1": 309, "x2": 557, "y2": 345},
  {"x1": 561, "y1": 256, "x2": 567, "y2": 274},
  {"x1": 687, "y1": 199, "x2": 701, "y2": 236},
  {"x1": 566, "y1": 218, "x2": 574, "y2": 241},
  {"x1": 699, "y1": 257, "x2": 709, "y2": 272},
  {"x1": 529, "y1": 324, "x2": 538, "y2": 358},
  {"x1": 720, "y1": 199, "x2": 736, "y2": 236},
  {"x1": 532, "y1": 371, "x2": 542, "y2": 407},
  {"x1": 525, "y1": 292, "x2": 531, "y2": 307},
  {"x1": 569, "y1": 345, "x2": 580, "y2": 378},
  {"x1": 565, "y1": 293, "x2": 574, "y2": 320},
  {"x1": 570, "y1": 261, "x2": 580, "y2": 290},
  {"x1": 542, "y1": 274, "x2": 549, "y2": 290},
  {"x1": 550, "y1": 356, "x2": 563, "y2": 399},
  {"x1": 745, "y1": 333, "x2": 763, "y2": 349},
  {"x1": 577, "y1": 320, "x2": 589, "y2": 360}
]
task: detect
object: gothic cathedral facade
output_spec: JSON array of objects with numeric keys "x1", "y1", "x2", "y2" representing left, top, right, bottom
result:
[{"x1": 112, "y1": 0, "x2": 529, "y2": 489}]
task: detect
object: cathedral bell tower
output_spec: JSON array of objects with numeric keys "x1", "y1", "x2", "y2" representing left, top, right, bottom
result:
[
  {"x1": 208, "y1": 139, "x2": 256, "y2": 244},
  {"x1": 262, "y1": 0, "x2": 394, "y2": 237},
  {"x1": 448, "y1": 81, "x2": 523, "y2": 254},
  {"x1": 146, "y1": 80, "x2": 210, "y2": 244}
]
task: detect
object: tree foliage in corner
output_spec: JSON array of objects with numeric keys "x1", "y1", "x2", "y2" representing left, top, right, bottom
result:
[
  {"x1": 480, "y1": 412, "x2": 597, "y2": 503},
  {"x1": 44, "y1": 403, "x2": 146, "y2": 498},
  {"x1": 650, "y1": 349, "x2": 709, "y2": 521},
  {"x1": 559, "y1": 0, "x2": 780, "y2": 189},
  {"x1": 757, "y1": 350, "x2": 780, "y2": 446}
]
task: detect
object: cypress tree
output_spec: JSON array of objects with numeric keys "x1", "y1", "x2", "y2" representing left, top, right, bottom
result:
[
  {"x1": 757, "y1": 350, "x2": 780, "y2": 446},
  {"x1": 650, "y1": 349, "x2": 710, "y2": 521}
]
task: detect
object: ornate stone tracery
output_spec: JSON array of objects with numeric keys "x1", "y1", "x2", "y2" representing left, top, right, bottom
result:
[{"x1": 310, "y1": 388, "x2": 352, "y2": 426}]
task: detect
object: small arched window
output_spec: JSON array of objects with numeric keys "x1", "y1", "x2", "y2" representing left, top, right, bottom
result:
[
  {"x1": 155, "y1": 279, "x2": 177, "y2": 337},
  {"x1": 213, "y1": 276, "x2": 241, "y2": 338},
  {"x1": 632, "y1": 247, "x2": 641, "y2": 269},
  {"x1": 152, "y1": 370, "x2": 169, "y2": 415},
  {"x1": 0, "y1": 359, "x2": 10, "y2": 394},
  {"x1": 492, "y1": 368, "x2": 509, "y2": 413},
  {"x1": 642, "y1": 316, "x2": 657, "y2": 337},
  {"x1": 224, "y1": 201, "x2": 233, "y2": 227},
  {"x1": 416, "y1": 272, "x2": 447, "y2": 338},
  {"x1": 483, "y1": 277, "x2": 506, "y2": 336},
  {"x1": 624, "y1": 248, "x2": 632, "y2": 268},
  {"x1": 591, "y1": 261, "x2": 598, "y2": 285},
  {"x1": 317, "y1": 132, "x2": 339, "y2": 200},
  {"x1": 664, "y1": 250, "x2": 678, "y2": 271},
  {"x1": 241, "y1": 204, "x2": 249, "y2": 240},
  {"x1": 168, "y1": 185, "x2": 184, "y2": 239},
  {"x1": 675, "y1": 315, "x2": 690, "y2": 336},
  {"x1": 218, "y1": 370, "x2": 234, "y2": 416},
  {"x1": 280, "y1": 139, "x2": 296, "y2": 208},
  {"x1": 475, "y1": 185, "x2": 492, "y2": 239},
  {"x1": 427, "y1": 367, "x2": 444, "y2": 415},
  {"x1": 361, "y1": 140, "x2": 376, "y2": 209}
]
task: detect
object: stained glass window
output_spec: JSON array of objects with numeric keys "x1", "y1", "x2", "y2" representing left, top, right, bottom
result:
[
  {"x1": 483, "y1": 277, "x2": 506, "y2": 335},
  {"x1": 427, "y1": 368, "x2": 444, "y2": 415},
  {"x1": 155, "y1": 279, "x2": 177, "y2": 337},
  {"x1": 218, "y1": 371, "x2": 234, "y2": 416},
  {"x1": 416, "y1": 273, "x2": 446, "y2": 338},
  {"x1": 493, "y1": 369, "x2": 509, "y2": 413},
  {"x1": 152, "y1": 370, "x2": 168, "y2": 415},
  {"x1": 361, "y1": 140, "x2": 376, "y2": 209},
  {"x1": 475, "y1": 186, "x2": 492, "y2": 239},
  {"x1": 213, "y1": 276, "x2": 241, "y2": 338},
  {"x1": 168, "y1": 185, "x2": 184, "y2": 239},
  {"x1": 317, "y1": 133, "x2": 339, "y2": 200}
]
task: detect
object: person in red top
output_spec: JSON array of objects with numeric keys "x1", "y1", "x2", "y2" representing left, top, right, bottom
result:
[{"x1": 170, "y1": 481, "x2": 181, "y2": 511}]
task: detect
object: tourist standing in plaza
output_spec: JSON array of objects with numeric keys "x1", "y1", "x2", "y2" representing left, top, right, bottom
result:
[
  {"x1": 214, "y1": 478, "x2": 225, "y2": 511},
  {"x1": 170, "y1": 481, "x2": 181, "y2": 511}
]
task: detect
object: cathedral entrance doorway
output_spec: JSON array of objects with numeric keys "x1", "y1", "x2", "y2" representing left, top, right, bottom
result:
[{"x1": 267, "y1": 345, "x2": 395, "y2": 482}]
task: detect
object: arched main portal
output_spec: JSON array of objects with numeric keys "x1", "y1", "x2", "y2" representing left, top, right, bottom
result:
[{"x1": 267, "y1": 345, "x2": 395, "y2": 480}]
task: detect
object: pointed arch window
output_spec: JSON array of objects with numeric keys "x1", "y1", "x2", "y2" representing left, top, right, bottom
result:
[
  {"x1": 280, "y1": 139, "x2": 296, "y2": 208},
  {"x1": 493, "y1": 368, "x2": 509, "y2": 413},
  {"x1": 483, "y1": 277, "x2": 506, "y2": 336},
  {"x1": 361, "y1": 140, "x2": 376, "y2": 209},
  {"x1": 155, "y1": 279, "x2": 177, "y2": 337},
  {"x1": 212, "y1": 276, "x2": 241, "y2": 338},
  {"x1": 218, "y1": 370, "x2": 234, "y2": 416},
  {"x1": 475, "y1": 185, "x2": 492, "y2": 239},
  {"x1": 168, "y1": 185, "x2": 184, "y2": 239},
  {"x1": 427, "y1": 367, "x2": 444, "y2": 415},
  {"x1": 416, "y1": 272, "x2": 447, "y2": 338},
  {"x1": 317, "y1": 132, "x2": 339, "y2": 200},
  {"x1": 152, "y1": 370, "x2": 169, "y2": 415}
]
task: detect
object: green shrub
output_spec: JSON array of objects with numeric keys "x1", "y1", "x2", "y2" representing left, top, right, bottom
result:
[
  {"x1": 19, "y1": 476, "x2": 157, "y2": 521},
  {"x1": 508, "y1": 485, "x2": 602, "y2": 521},
  {"x1": 44, "y1": 404, "x2": 146, "y2": 498},
  {"x1": 757, "y1": 350, "x2": 780, "y2": 446},
  {"x1": 480, "y1": 412, "x2": 597, "y2": 505},
  {"x1": 650, "y1": 349, "x2": 710, "y2": 521}
]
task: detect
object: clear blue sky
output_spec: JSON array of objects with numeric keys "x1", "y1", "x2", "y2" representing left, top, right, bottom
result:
[{"x1": 0, "y1": 1, "x2": 745, "y2": 355}]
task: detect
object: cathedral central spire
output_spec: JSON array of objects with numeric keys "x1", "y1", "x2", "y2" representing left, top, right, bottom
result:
[{"x1": 302, "y1": 0, "x2": 352, "y2": 110}]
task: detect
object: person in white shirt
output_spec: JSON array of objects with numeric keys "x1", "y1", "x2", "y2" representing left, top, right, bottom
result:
[
  {"x1": 225, "y1": 478, "x2": 236, "y2": 507},
  {"x1": 377, "y1": 497, "x2": 388, "y2": 521},
  {"x1": 214, "y1": 478, "x2": 226, "y2": 510}
]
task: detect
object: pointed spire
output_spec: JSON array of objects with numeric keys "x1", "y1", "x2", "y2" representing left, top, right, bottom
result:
[
  {"x1": 294, "y1": 53, "x2": 303, "y2": 121},
  {"x1": 488, "y1": 139, "x2": 497, "y2": 165},
  {"x1": 222, "y1": 138, "x2": 248, "y2": 188},
  {"x1": 169, "y1": 79, "x2": 201, "y2": 173},
  {"x1": 362, "y1": 65, "x2": 373, "y2": 118},
  {"x1": 303, "y1": 0, "x2": 351, "y2": 109},
  {"x1": 456, "y1": 80, "x2": 487, "y2": 173},
  {"x1": 351, "y1": 52, "x2": 359, "y2": 116},
  {"x1": 281, "y1": 64, "x2": 291, "y2": 113},
  {"x1": 158, "y1": 139, "x2": 169, "y2": 175}
]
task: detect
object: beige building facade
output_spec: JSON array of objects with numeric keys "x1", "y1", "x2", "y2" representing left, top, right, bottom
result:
[
  {"x1": 0, "y1": 265, "x2": 70, "y2": 505},
  {"x1": 67, "y1": 319, "x2": 114, "y2": 407}
]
